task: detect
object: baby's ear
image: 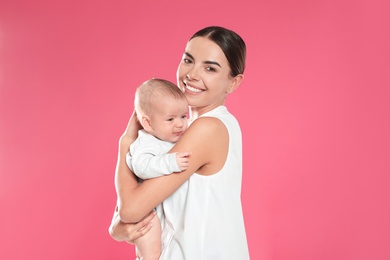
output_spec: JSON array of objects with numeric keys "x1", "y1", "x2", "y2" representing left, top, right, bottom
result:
[{"x1": 141, "y1": 115, "x2": 153, "y2": 132}]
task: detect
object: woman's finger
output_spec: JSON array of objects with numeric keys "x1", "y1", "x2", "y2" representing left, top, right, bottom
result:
[{"x1": 125, "y1": 211, "x2": 156, "y2": 243}]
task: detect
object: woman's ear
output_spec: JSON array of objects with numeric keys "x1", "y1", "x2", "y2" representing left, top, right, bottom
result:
[
  {"x1": 141, "y1": 115, "x2": 153, "y2": 132},
  {"x1": 227, "y1": 74, "x2": 244, "y2": 94}
]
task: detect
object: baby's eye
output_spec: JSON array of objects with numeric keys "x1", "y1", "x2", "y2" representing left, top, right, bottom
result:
[
  {"x1": 181, "y1": 115, "x2": 187, "y2": 119},
  {"x1": 167, "y1": 118, "x2": 174, "y2": 121}
]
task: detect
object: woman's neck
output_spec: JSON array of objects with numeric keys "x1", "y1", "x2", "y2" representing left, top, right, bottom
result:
[{"x1": 189, "y1": 104, "x2": 223, "y2": 122}]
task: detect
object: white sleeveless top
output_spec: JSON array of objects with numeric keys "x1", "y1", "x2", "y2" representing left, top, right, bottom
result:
[{"x1": 159, "y1": 106, "x2": 250, "y2": 260}]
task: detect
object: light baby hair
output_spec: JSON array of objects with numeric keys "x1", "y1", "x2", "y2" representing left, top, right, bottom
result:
[{"x1": 134, "y1": 78, "x2": 187, "y2": 123}]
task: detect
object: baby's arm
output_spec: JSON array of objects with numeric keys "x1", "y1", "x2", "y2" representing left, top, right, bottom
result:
[{"x1": 131, "y1": 151, "x2": 190, "y2": 179}]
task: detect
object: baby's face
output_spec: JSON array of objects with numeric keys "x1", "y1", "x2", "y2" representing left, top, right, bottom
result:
[{"x1": 148, "y1": 97, "x2": 189, "y2": 143}]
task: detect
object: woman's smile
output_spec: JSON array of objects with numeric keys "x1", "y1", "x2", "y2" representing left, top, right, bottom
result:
[{"x1": 183, "y1": 81, "x2": 204, "y2": 93}]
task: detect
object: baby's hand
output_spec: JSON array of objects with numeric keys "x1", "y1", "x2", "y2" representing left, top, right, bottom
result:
[{"x1": 176, "y1": 152, "x2": 191, "y2": 171}]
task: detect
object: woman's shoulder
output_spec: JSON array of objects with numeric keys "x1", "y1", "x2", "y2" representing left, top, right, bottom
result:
[
  {"x1": 189, "y1": 116, "x2": 226, "y2": 134},
  {"x1": 181, "y1": 117, "x2": 228, "y2": 152}
]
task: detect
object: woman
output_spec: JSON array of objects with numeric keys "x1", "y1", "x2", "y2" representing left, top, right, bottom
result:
[{"x1": 109, "y1": 26, "x2": 249, "y2": 259}]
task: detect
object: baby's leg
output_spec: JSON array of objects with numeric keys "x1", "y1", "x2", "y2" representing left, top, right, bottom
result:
[{"x1": 134, "y1": 214, "x2": 161, "y2": 260}]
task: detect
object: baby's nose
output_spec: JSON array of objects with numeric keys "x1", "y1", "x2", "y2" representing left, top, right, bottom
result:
[{"x1": 176, "y1": 120, "x2": 184, "y2": 127}]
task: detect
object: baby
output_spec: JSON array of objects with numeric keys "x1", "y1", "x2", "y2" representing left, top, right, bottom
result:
[{"x1": 125, "y1": 78, "x2": 190, "y2": 260}]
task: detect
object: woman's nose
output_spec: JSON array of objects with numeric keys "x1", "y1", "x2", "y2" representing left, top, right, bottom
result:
[{"x1": 186, "y1": 67, "x2": 200, "y2": 81}]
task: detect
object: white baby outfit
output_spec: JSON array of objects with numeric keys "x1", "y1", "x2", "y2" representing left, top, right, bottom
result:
[{"x1": 126, "y1": 129, "x2": 180, "y2": 180}]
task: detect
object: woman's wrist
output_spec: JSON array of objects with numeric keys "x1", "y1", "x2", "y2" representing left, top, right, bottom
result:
[
  {"x1": 119, "y1": 135, "x2": 134, "y2": 151},
  {"x1": 109, "y1": 208, "x2": 127, "y2": 242}
]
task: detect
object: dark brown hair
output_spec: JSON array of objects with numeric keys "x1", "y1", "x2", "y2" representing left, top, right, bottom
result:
[{"x1": 190, "y1": 26, "x2": 246, "y2": 77}]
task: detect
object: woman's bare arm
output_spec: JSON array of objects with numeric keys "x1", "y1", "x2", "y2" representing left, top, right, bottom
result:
[
  {"x1": 114, "y1": 111, "x2": 142, "y2": 221},
  {"x1": 117, "y1": 116, "x2": 229, "y2": 222},
  {"x1": 109, "y1": 111, "x2": 157, "y2": 242}
]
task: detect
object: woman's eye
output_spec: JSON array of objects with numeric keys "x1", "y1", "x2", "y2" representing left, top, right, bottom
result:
[
  {"x1": 206, "y1": 67, "x2": 216, "y2": 72},
  {"x1": 183, "y1": 58, "x2": 192, "y2": 64}
]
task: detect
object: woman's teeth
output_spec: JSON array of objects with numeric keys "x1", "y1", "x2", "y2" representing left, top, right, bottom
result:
[{"x1": 186, "y1": 85, "x2": 203, "y2": 93}]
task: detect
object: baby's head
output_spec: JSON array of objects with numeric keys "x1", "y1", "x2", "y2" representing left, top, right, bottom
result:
[{"x1": 135, "y1": 78, "x2": 189, "y2": 143}]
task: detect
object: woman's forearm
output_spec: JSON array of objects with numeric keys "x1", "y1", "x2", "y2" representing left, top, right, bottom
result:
[{"x1": 115, "y1": 138, "x2": 140, "y2": 223}]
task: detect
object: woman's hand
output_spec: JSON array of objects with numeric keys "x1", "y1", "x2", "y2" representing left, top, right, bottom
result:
[
  {"x1": 120, "y1": 110, "x2": 142, "y2": 149},
  {"x1": 109, "y1": 207, "x2": 157, "y2": 244}
]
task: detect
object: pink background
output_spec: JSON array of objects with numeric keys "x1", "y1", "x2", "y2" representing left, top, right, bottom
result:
[{"x1": 0, "y1": 0, "x2": 389, "y2": 259}]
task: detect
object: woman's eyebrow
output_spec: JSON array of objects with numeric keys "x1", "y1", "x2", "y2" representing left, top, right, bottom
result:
[
  {"x1": 184, "y1": 52, "x2": 195, "y2": 60},
  {"x1": 184, "y1": 52, "x2": 222, "y2": 68},
  {"x1": 204, "y1": 60, "x2": 221, "y2": 68}
]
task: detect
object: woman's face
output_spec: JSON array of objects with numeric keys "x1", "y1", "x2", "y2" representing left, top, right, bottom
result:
[{"x1": 176, "y1": 37, "x2": 241, "y2": 111}]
